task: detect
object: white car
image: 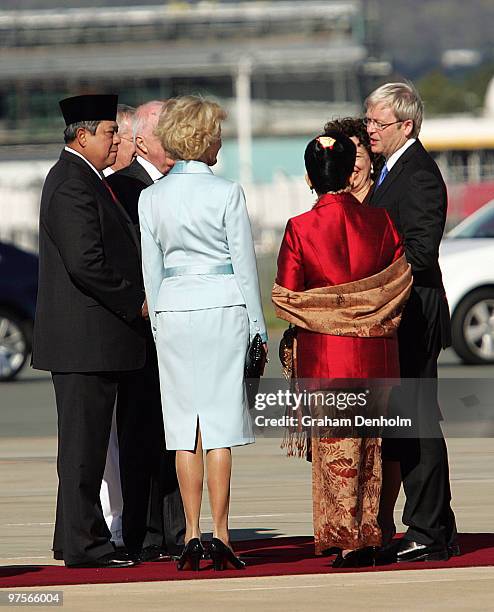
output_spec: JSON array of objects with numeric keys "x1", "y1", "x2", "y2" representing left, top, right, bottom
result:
[{"x1": 440, "y1": 200, "x2": 494, "y2": 364}]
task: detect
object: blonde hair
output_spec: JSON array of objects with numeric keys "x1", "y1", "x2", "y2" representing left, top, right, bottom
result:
[
  {"x1": 364, "y1": 81, "x2": 423, "y2": 138},
  {"x1": 155, "y1": 96, "x2": 227, "y2": 160}
]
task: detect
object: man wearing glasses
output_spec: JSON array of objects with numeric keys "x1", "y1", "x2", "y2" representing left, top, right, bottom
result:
[
  {"x1": 103, "y1": 104, "x2": 136, "y2": 176},
  {"x1": 365, "y1": 82, "x2": 457, "y2": 564}
]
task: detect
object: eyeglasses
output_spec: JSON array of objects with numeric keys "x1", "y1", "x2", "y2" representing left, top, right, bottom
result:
[
  {"x1": 363, "y1": 118, "x2": 403, "y2": 131},
  {"x1": 119, "y1": 135, "x2": 134, "y2": 143}
]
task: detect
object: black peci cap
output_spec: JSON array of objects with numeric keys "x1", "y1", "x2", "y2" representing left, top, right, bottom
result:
[{"x1": 59, "y1": 94, "x2": 118, "y2": 126}]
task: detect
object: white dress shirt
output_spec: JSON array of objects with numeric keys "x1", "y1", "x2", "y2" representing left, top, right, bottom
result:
[
  {"x1": 136, "y1": 156, "x2": 163, "y2": 183},
  {"x1": 386, "y1": 138, "x2": 416, "y2": 170}
]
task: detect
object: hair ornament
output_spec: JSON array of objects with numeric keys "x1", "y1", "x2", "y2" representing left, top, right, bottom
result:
[{"x1": 316, "y1": 136, "x2": 336, "y2": 149}]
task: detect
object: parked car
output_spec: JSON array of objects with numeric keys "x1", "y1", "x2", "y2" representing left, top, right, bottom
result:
[
  {"x1": 440, "y1": 200, "x2": 494, "y2": 364},
  {"x1": 0, "y1": 242, "x2": 38, "y2": 381}
]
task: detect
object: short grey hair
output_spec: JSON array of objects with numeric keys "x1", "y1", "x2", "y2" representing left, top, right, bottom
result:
[
  {"x1": 133, "y1": 100, "x2": 164, "y2": 142},
  {"x1": 364, "y1": 81, "x2": 424, "y2": 138},
  {"x1": 63, "y1": 120, "x2": 100, "y2": 143},
  {"x1": 116, "y1": 103, "x2": 136, "y2": 127}
]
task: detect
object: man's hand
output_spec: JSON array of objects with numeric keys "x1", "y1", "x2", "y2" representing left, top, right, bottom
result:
[{"x1": 141, "y1": 299, "x2": 149, "y2": 319}]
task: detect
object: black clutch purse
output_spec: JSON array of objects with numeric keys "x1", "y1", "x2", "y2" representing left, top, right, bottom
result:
[
  {"x1": 245, "y1": 333, "x2": 267, "y2": 409},
  {"x1": 245, "y1": 333, "x2": 267, "y2": 379}
]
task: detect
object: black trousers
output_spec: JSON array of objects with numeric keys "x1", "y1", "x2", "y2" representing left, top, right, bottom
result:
[
  {"x1": 52, "y1": 371, "x2": 121, "y2": 566},
  {"x1": 141, "y1": 449, "x2": 186, "y2": 556},
  {"x1": 382, "y1": 292, "x2": 456, "y2": 547},
  {"x1": 117, "y1": 335, "x2": 185, "y2": 555},
  {"x1": 52, "y1": 360, "x2": 185, "y2": 565}
]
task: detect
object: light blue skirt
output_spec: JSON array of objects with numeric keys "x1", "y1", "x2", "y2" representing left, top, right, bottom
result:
[{"x1": 155, "y1": 305, "x2": 255, "y2": 450}]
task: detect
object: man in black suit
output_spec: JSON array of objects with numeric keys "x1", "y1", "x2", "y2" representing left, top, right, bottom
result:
[
  {"x1": 99, "y1": 103, "x2": 137, "y2": 550},
  {"x1": 366, "y1": 82, "x2": 457, "y2": 563},
  {"x1": 32, "y1": 95, "x2": 145, "y2": 568},
  {"x1": 107, "y1": 100, "x2": 186, "y2": 562},
  {"x1": 108, "y1": 100, "x2": 174, "y2": 224}
]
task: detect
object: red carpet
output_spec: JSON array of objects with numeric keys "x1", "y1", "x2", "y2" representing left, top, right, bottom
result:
[{"x1": 1, "y1": 534, "x2": 493, "y2": 588}]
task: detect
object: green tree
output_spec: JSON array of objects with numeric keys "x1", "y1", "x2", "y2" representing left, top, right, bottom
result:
[
  {"x1": 418, "y1": 63, "x2": 494, "y2": 116},
  {"x1": 418, "y1": 71, "x2": 471, "y2": 115}
]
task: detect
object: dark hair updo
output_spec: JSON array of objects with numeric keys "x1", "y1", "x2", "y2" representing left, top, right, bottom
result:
[
  {"x1": 304, "y1": 130, "x2": 356, "y2": 194},
  {"x1": 323, "y1": 117, "x2": 383, "y2": 181}
]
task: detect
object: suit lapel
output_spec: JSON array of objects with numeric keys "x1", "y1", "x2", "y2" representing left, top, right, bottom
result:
[
  {"x1": 61, "y1": 150, "x2": 141, "y2": 254},
  {"x1": 123, "y1": 159, "x2": 153, "y2": 186},
  {"x1": 94, "y1": 177, "x2": 142, "y2": 255},
  {"x1": 371, "y1": 140, "x2": 420, "y2": 206},
  {"x1": 372, "y1": 162, "x2": 405, "y2": 205}
]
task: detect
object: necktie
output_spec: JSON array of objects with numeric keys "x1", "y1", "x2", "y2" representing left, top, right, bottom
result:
[
  {"x1": 377, "y1": 164, "x2": 389, "y2": 188},
  {"x1": 102, "y1": 178, "x2": 121, "y2": 206}
]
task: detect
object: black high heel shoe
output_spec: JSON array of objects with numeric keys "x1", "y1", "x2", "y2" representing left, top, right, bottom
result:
[
  {"x1": 176, "y1": 538, "x2": 204, "y2": 571},
  {"x1": 332, "y1": 546, "x2": 376, "y2": 568},
  {"x1": 321, "y1": 546, "x2": 341, "y2": 557},
  {"x1": 209, "y1": 538, "x2": 246, "y2": 570}
]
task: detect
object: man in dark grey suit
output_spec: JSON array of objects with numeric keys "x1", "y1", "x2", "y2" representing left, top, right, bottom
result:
[
  {"x1": 107, "y1": 100, "x2": 186, "y2": 562},
  {"x1": 32, "y1": 95, "x2": 145, "y2": 568},
  {"x1": 366, "y1": 82, "x2": 457, "y2": 563}
]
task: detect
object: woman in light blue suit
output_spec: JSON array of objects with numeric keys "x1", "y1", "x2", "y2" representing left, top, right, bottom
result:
[{"x1": 139, "y1": 96, "x2": 267, "y2": 571}]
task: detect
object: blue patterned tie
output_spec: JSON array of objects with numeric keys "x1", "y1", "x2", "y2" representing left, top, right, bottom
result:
[{"x1": 377, "y1": 164, "x2": 389, "y2": 188}]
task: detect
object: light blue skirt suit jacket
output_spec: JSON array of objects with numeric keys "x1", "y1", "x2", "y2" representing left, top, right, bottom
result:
[{"x1": 138, "y1": 160, "x2": 267, "y2": 450}]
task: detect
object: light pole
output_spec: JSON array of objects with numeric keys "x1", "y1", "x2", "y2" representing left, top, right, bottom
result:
[{"x1": 235, "y1": 56, "x2": 253, "y2": 186}]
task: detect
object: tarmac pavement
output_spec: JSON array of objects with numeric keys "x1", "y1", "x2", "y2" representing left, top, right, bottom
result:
[{"x1": 0, "y1": 348, "x2": 493, "y2": 610}]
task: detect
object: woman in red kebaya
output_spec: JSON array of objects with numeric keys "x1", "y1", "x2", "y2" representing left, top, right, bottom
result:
[{"x1": 272, "y1": 131, "x2": 411, "y2": 567}]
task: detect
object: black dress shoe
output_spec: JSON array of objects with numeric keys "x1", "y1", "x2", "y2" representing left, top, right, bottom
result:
[
  {"x1": 448, "y1": 540, "x2": 461, "y2": 558},
  {"x1": 396, "y1": 539, "x2": 449, "y2": 563},
  {"x1": 67, "y1": 551, "x2": 139, "y2": 568},
  {"x1": 138, "y1": 545, "x2": 172, "y2": 562},
  {"x1": 332, "y1": 547, "x2": 375, "y2": 568},
  {"x1": 166, "y1": 545, "x2": 185, "y2": 561},
  {"x1": 374, "y1": 539, "x2": 401, "y2": 565}
]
